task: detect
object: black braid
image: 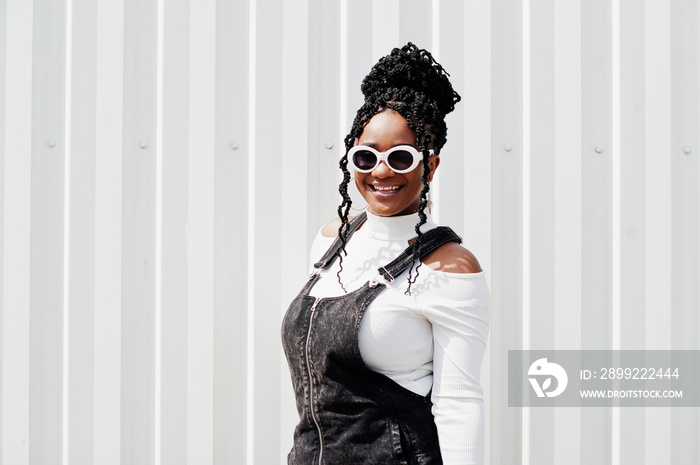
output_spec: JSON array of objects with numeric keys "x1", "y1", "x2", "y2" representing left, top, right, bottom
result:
[
  {"x1": 335, "y1": 102, "x2": 381, "y2": 292},
  {"x1": 334, "y1": 42, "x2": 460, "y2": 294},
  {"x1": 405, "y1": 143, "x2": 433, "y2": 295},
  {"x1": 336, "y1": 152, "x2": 352, "y2": 293}
]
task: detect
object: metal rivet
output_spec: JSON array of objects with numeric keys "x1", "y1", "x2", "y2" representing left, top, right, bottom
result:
[
  {"x1": 325, "y1": 140, "x2": 334, "y2": 150},
  {"x1": 47, "y1": 139, "x2": 56, "y2": 148},
  {"x1": 139, "y1": 140, "x2": 148, "y2": 149},
  {"x1": 595, "y1": 145, "x2": 604, "y2": 154},
  {"x1": 230, "y1": 142, "x2": 240, "y2": 150},
  {"x1": 503, "y1": 144, "x2": 512, "y2": 152},
  {"x1": 683, "y1": 145, "x2": 692, "y2": 155}
]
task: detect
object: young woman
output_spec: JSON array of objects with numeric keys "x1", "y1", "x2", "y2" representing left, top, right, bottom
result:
[{"x1": 282, "y1": 43, "x2": 490, "y2": 465}]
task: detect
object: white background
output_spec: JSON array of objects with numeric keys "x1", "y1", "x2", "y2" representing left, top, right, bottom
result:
[{"x1": 1, "y1": 0, "x2": 698, "y2": 464}]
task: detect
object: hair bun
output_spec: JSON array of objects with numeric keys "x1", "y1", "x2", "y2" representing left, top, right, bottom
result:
[{"x1": 360, "y1": 42, "x2": 460, "y2": 117}]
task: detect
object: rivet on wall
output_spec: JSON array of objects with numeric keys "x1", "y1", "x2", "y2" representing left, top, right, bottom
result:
[
  {"x1": 139, "y1": 140, "x2": 148, "y2": 149},
  {"x1": 503, "y1": 143, "x2": 512, "y2": 152},
  {"x1": 682, "y1": 145, "x2": 692, "y2": 155},
  {"x1": 594, "y1": 145, "x2": 604, "y2": 154},
  {"x1": 325, "y1": 140, "x2": 334, "y2": 150},
  {"x1": 230, "y1": 142, "x2": 240, "y2": 151},
  {"x1": 46, "y1": 139, "x2": 56, "y2": 148}
]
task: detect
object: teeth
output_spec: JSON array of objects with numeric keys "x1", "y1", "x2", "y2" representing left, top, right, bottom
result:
[{"x1": 374, "y1": 185, "x2": 401, "y2": 192}]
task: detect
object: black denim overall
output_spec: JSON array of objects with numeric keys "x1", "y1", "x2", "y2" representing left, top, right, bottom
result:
[{"x1": 282, "y1": 212, "x2": 462, "y2": 465}]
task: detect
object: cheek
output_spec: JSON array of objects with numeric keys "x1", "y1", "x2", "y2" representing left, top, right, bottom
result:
[
  {"x1": 407, "y1": 168, "x2": 425, "y2": 189},
  {"x1": 406, "y1": 171, "x2": 427, "y2": 200}
]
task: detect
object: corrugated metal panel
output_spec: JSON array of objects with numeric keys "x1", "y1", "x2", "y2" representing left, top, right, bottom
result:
[
  {"x1": 186, "y1": 2, "x2": 216, "y2": 463},
  {"x1": 644, "y1": 0, "x2": 672, "y2": 462},
  {"x1": 618, "y1": 1, "x2": 647, "y2": 462},
  {"x1": 250, "y1": 0, "x2": 284, "y2": 463},
  {"x1": 67, "y1": 0, "x2": 97, "y2": 462},
  {"x1": 212, "y1": 0, "x2": 250, "y2": 463},
  {"x1": 552, "y1": 1, "x2": 583, "y2": 463},
  {"x1": 670, "y1": 1, "x2": 699, "y2": 463},
  {"x1": 490, "y1": 1, "x2": 524, "y2": 464},
  {"x1": 581, "y1": 0, "x2": 614, "y2": 463},
  {"x1": 158, "y1": 0, "x2": 189, "y2": 463},
  {"x1": 121, "y1": 0, "x2": 158, "y2": 463},
  {"x1": 93, "y1": 1, "x2": 125, "y2": 463},
  {"x1": 527, "y1": 0, "x2": 556, "y2": 463},
  {"x1": 30, "y1": 1, "x2": 67, "y2": 465},
  {"x1": 1, "y1": 1, "x2": 698, "y2": 464},
  {"x1": 2, "y1": 0, "x2": 35, "y2": 464}
]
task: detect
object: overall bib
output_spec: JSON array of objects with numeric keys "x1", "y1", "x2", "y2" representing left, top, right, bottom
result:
[{"x1": 282, "y1": 212, "x2": 461, "y2": 465}]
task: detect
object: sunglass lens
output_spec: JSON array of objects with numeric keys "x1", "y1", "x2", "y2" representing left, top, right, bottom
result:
[
  {"x1": 387, "y1": 150, "x2": 415, "y2": 171},
  {"x1": 353, "y1": 150, "x2": 378, "y2": 170}
]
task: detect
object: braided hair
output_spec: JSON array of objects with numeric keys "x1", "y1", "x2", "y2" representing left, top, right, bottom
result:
[{"x1": 336, "y1": 42, "x2": 461, "y2": 294}]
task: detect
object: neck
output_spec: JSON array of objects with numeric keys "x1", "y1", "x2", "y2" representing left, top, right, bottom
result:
[{"x1": 363, "y1": 209, "x2": 436, "y2": 241}]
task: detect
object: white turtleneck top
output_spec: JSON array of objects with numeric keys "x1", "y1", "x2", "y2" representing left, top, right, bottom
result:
[{"x1": 307, "y1": 210, "x2": 490, "y2": 465}]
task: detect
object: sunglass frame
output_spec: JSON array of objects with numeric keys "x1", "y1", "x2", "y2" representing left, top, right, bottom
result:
[{"x1": 347, "y1": 145, "x2": 432, "y2": 174}]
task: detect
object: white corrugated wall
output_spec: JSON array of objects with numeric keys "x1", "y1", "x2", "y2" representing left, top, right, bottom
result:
[{"x1": 1, "y1": 0, "x2": 698, "y2": 464}]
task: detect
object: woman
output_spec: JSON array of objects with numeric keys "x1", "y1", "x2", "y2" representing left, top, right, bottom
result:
[{"x1": 282, "y1": 43, "x2": 490, "y2": 465}]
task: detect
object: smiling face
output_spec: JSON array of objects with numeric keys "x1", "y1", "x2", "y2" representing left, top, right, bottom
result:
[{"x1": 353, "y1": 109, "x2": 439, "y2": 217}]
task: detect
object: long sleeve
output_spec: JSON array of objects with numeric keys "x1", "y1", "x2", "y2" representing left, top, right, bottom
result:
[{"x1": 421, "y1": 270, "x2": 490, "y2": 465}]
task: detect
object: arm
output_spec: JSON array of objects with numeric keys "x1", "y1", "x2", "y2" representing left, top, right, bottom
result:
[{"x1": 422, "y1": 245, "x2": 490, "y2": 465}]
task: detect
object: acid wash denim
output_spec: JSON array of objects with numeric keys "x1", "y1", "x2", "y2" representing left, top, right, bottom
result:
[{"x1": 282, "y1": 213, "x2": 462, "y2": 465}]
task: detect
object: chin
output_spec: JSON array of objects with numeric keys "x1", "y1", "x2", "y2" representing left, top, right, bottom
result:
[
  {"x1": 368, "y1": 204, "x2": 412, "y2": 217},
  {"x1": 367, "y1": 204, "x2": 394, "y2": 217}
]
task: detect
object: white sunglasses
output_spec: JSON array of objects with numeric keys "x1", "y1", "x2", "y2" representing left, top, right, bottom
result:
[{"x1": 347, "y1": 145, "x2": 432, "y2": 174}]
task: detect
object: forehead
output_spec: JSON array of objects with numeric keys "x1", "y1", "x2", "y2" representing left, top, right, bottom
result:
[{"x1": 357, "y1": 109, "x2": 417, "y2": 149}]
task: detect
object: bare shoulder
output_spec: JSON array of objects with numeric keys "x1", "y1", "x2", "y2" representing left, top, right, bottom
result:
[
  {"x1": 422, "y1": 241, "x2": 483, "y2": 274},
  {"x1": 320, "y1": 216, "x2": 354, "y2": 238}
]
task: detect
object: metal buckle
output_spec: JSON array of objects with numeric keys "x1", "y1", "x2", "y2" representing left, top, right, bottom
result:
[
  {"x1": 379, "y1": 266, "x2": 395, "y2": 282},
  {"x1": 308, "y1": 268, "x2": 322, "y2": 279}
]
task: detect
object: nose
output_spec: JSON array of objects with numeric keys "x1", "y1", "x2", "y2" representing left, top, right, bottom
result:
[{"x1": 370, "y1": 161, "x2": 395, "y2": 178}]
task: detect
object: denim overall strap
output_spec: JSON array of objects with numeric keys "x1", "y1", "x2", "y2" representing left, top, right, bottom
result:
[
  {"x1": 312, "y1": 212, "x2": 368, "y2": 270},
  {"x1": 298, "y1": 212, "x2": 369, "y2": 297},
  {"x1": 377, "y1": 226, "x2": 462, "y2": 282}
]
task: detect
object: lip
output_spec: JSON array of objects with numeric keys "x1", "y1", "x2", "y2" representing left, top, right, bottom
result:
[{"x1": 367, "y1": 183, "x2": 404, "y2": 198}]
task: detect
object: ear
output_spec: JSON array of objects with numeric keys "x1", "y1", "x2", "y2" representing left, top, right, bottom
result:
[{"x1": 427, "y1": 155, "x2": 440, "y2": 182}]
